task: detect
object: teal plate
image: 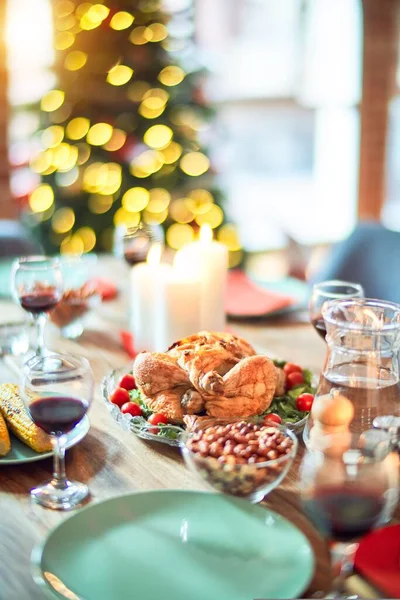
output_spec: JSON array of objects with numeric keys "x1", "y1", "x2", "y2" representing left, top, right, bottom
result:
[
  {"x1": 32, "y1": 490, "x2": 314, "y2": 600},
  {"x1": 0, "y1": 415, "x2": 90, "y2": 465}
]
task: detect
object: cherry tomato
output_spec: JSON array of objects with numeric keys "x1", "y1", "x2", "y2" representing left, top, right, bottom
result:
[
  {"x1": 263, "y1": 413, "x2": 282, "y2": 425},
  {"x1": 296, "y1": 393, "x2": 314, "y2": 412},
  {"x1": 118, "y1": 373, "x2": 137, "y2": 391},
  {"x1": 110, "y1": 387, "x2": 130, "y2": 408},
  {"x1": 286, "y1": 371, "x2": 305, "y2": 389},
  {"x1": 121, "y1": 402, "x2": 143, "y2": 417},
  {"x1": 283, "y1": 362, "x2": 302, "y2": 376},
  {"x1": 148, "y1": 413, "x2": 168, "y2": 434}
]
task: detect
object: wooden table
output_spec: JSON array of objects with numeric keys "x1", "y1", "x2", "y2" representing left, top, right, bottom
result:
[{"x1": 0, "y1": 257, "x2": 332, "y2": 600}]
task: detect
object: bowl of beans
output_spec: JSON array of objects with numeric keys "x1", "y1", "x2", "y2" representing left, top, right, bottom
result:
[{"x1": 180, "y1": 418, "x2": 298, "y2": 504}]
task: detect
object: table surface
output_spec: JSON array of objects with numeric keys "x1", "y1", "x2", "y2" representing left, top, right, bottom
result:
[{"x1": 0, "y1": 257, "x2": 333, "y2": 600}]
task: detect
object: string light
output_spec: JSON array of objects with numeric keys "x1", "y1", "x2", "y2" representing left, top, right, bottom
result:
[
  {"x1": 80, "y1": 4, "x2": 109, "y2": 30},
  {"x1": 60, "y1": 234, "x2": 84, "y2": 255},
  {"x1": 54, "y1": 0, "x2": 75, "y2": 18},
  {"x1": 147, "y1": 188, "x2": 171, "y2": 212},
  {"x1": 169, "y1": 199, "x2": 193, "y2": 224},
  {"x1": 143, "y1": 208, "x2": 168, "y2": 224},
  {"x1": 217, "y1": 224, "x2": 242, "y2": 251},
  {"x1": 160, "y1": 141, "x2": 182, "y2": 164},
  {"x1": 104, "y1": 129, "x2": 127, "y2": 151},
  {"x1": 185, "y1": 189, "x2": 214, "y2": 214},
  {"x1": 129, "y1": 150, "x2": 164, "y2": 178},
  {"x1": 75, "y1": 226, "x2": 96, "y2": 252},
  {"x1": 29, "y1": 185, "x2": 54, "y2": 213},
  {"x1": 113, "y1": 208, "x2": 140, "y2": 227},
  {"x1": 107, "y1": 65, "x2": 134, "y2": 86},
  {"x1": 41, "y1": 90, "x2": 65, "y2": 112},
  {"x1": 110, "y1": 11, "x2": 134, "y2": 30}
]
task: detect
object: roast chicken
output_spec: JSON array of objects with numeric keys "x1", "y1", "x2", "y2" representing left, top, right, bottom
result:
[{"x1": 133, "y1": 331, "x2": 283, "y2": 424}]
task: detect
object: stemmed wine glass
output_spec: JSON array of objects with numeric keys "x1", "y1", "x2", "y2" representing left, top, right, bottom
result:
[
  {"x1": 22, "y1": 353, "x2": 94, "y2": 510},
  {"x1": 11, "y1": 256, "x2": 63, "y2": 356},
  {"x1": 122, "y1": 222, "x2": 164, "y2": 266},
  {"x1": 309, "y1": 281, "x2": 364, "y2": 341},
  {"x1": 299, "y1": 431, "x2": 399, "y2": 598}
]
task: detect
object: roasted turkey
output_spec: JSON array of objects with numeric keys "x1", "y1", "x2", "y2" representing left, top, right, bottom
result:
[{"x1": 133, "y1": 331, "x2": 282, "y2": 424}]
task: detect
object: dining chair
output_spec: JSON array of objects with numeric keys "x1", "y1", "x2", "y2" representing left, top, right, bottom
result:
[{"x1": 310, "y1": 221, "x2": 400, "y2": 303}]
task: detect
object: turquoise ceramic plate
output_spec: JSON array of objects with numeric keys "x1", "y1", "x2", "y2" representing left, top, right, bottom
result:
[
  {"x1": 32, "y1": 490, "x2": 314, "y2": 600},
  {"x1": 0, "y1": 415, "x2": 90, "y2": 465}
]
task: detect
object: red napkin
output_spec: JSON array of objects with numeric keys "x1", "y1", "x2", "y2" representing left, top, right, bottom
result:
[
  {"x1": 120, "y1": 331, "x2": 137, "y2": 358},
  {"x1": 89, "y1": 278, "x2": 118, "y2": 301},
  {"x1": 225, "y1": 270, "x2": 295, "y2": 317},
  {"x1": 355, "y1": 524, "x2": 400, "y2": 598}
]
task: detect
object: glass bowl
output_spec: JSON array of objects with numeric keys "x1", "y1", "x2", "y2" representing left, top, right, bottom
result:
[
  {"x1": 180, "y1": 417, "x2": 298, "y2": 503},
  {"x1": 50, "y1": 288, "x2": 101, "y2": 339}
]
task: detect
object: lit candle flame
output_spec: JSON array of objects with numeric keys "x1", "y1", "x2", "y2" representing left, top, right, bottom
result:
[
  {"x1": 147, "y1": 242, "x2": 162, "y2": 266},
  {"x1": 199, "y1": 224, "x2": 212, "y2": 244}
]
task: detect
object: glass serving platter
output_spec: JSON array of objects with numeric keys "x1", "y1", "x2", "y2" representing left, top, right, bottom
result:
[{"x1": 101, "y1": 364, "x2": 312, "y2": 448}]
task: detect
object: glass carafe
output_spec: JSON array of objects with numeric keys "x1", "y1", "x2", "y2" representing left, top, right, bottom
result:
[{"x1": 304, "y1": 298, "x2": 400, "y2": 445}]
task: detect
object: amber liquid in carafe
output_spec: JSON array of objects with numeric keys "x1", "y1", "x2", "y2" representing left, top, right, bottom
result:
[{"x1": 317, "y1": 362, "x2": 400, "y2": 433}]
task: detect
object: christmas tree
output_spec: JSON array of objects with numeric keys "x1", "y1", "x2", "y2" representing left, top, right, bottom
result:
[{"x1": 25, "y1": 0, "x2": 241, "y2": 260}]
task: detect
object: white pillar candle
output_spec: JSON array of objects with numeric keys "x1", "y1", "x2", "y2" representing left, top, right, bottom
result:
[
  {"x1": 175, "y1": 225, "x2": 228, "y2": 332},
  {"x1": 154, "y1": 268, "x2": 201, "y2": 351},
  {"x1": 130, "y1": 244, "x2": 170, "y2": 352}
]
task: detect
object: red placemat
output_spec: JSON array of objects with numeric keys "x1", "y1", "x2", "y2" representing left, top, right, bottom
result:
[
  {"x1": 355, "y1": 524, "x2": 400, "y2": 598},
  {"x1": 225, "y1": 270, "x2": 295, "y2": 317}
]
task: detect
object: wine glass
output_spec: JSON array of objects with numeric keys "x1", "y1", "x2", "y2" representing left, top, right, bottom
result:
[
  {"x1": 309, "y1": 281, "x2": 364, "y2": 340},
  {"x1": 22, "y1": 353, "x2": 94, "y2": 510},
  {"x1": 299, "y1": 431, "x2": 399, "y2": 598},
  {"x1": 122, "y1": 222, "x2": 164, "y2": 266},
  {"x1": 11, "y1": 256, "x2": 63, "y2": 355}
]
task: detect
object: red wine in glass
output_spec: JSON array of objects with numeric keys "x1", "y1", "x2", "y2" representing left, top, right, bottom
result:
[
  {"x1": 311, "y1": 317, "x2": 327, "y2": 340},
  {"x1": 20, "y1": 289, "x2": 59, "y2": 315},
  {"x1": 28, "y1": 396, "x2": 89, "y2": 435},
  {"x1": 303, "y1": 485, "x2": 385, "y2": 542}
]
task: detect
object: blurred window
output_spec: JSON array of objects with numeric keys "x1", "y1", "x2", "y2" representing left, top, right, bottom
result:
[{"x1": 196, "y1": 0, "x2": 362, "y2": 251}]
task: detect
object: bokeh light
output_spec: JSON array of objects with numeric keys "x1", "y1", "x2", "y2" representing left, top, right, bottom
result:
[
  {"x1": 142, "y1": 88, "x2": 169, "y2": 110},
  {"x1": 217, "y1": 224, "x2": 242, "y2": 251},
  {"x1": 169, "y1": 199, "x2": 193, "y2": 224},
  {"x1": 65, "y1": 50, "x2": 87, "y2": 71},
  {"x1": 80, "y1": 3, "x2": 109, "y2": 30},
  {"x1": 129, "y1": 25, "x2": 151, "y2": 45},
  {"x1": 66, "y1": 117, "x2": 90, "y2": 140},
  {"x1": 110, "y1": 11, "x2": 134, "y2": 30},
  {"x1": 41, "y1": 125, "x2": 64, "y2": 149},
  {"x1": 146, "y1": 23, "x2": 168, "y2": 42},
  {"x1": 29, "y1": 184, "x2": 54, "y2": 213},
  {"x1": 60, "y1": 234, "x2": 84, "y2": 255},
  {"x1": 88, "y1": 194, "x2": 113, "y2": 214},
  {"x1": 113, "y1": 208, "x2": 141, "y2": 227},
  {"x1": 54, "y1": 31, "x2": 75, "y2": 50},
  {"x1": 130, "y1": 150, "x2": 164, "y2": 178},
  {"x1": 158, "y1": 65, "x2": 185, "y2": 87},
  {"x1": 180, "y1": 152, "x2": 210, "y2": 176},
  {"x1": 83, "y1": 162, "x2": 122, "y2": 194},
  {"x1": 166, "y1": 223, "x2": 194, "y2": 249},
  {"x1": 104, "y1": 129, "x2": 127, "y2": 151},
  {"x1": 185, "y1": 189, "x2": 214, "y2": 214},
  {"x1": 160, "y1": 141, "x2": 182, "y2": 164},
  {"x1": 87, "y1": 122, "x2": 113, "y2": 146},
  {"x1": 127, "y1": 81, "x2": 150, "y2": 102},
  {"x1": 122, "y1": 187, "x2": 149, "y2": 212},
  {"x1": 30, "y1": 150, "x2": 53, "y2": 174},
  {"x1": 76, "y1": 143, "x2": 91, "y2": 165},
  {"x1": 195, "y1": 204, "x2": 224, "y2": 228},
  {"x1": 52, "y1": 207, "x2": 75, "y2": 233},
  {"x1": 75, "y1": 226, "x2": 96, "y2": 252},
  {"x1": 41, "y1": 90, "x2": 65, "y2": 112},
  {"x1": 143, "y1": 208, "x2": 168, "y2": 225},
  {"x1": 55, "y1": 0, "x2": 75, "y2": 18},
  {"x1": 107, "y1": 65, "x2": 134, "y2": 86},
  {"x1": 144, "y1": 124, "x2": 173, "y2": 149},
  {"x1": 147, "y1": 188, "x2": 171, "y2": 212}
]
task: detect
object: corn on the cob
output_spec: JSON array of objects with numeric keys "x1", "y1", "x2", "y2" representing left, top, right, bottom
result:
[
  {"x1": 0, "y1": 384, "x2": 52, "y2": 453},
  {"x1": 0, "y1": 411, "x2": 10, "y2": 456}
]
